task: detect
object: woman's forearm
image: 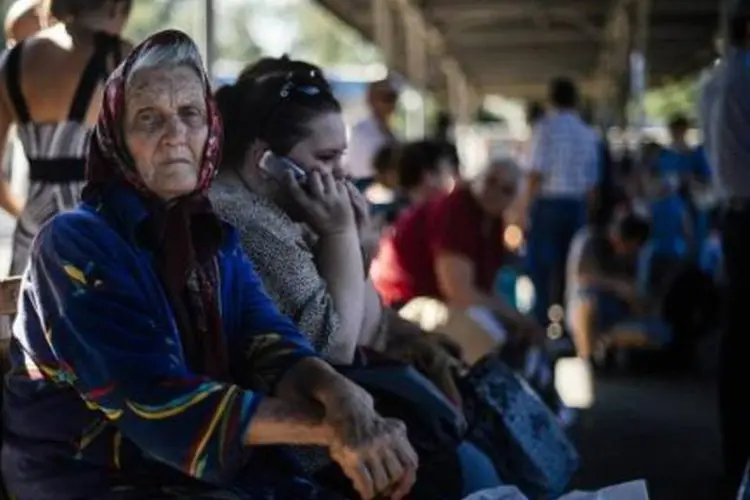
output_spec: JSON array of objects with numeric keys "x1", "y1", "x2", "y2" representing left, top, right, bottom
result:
[
  {"x1": 449, "y1": 287, "x2": 526, "y2": 329},
  {"x1": 316, "y1": 230, "x2": 366, "y2": 359},
  {"x1": 244, "y1": 397, "x2": 330, "y2": 446},
  {"x1": 0, "y1": 179, "x2": 22, "y2": 218},
  {"x1": 357, "y1": 281, "x2": 385, "y2": 349}
]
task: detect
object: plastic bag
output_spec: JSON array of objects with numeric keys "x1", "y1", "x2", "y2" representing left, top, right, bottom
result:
[
  {"x1": 462, "y1": 480, "x2": 649, "y2": 500},
  {"x1": 559, "y1": 480, "x2": 649, "y2": 499}
]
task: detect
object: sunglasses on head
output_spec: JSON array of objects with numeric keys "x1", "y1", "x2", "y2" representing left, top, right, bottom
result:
[
  {"x1": 278, "y1": 70, "x2": 323, "y2": 99},
  {"x1": 262, "y1": 70, "x2": 326, "y2": 133}
]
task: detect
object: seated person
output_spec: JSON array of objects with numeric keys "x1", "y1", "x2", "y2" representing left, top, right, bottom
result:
[
  {"x1": 2, "y1": 31, "x2": 418, "y2": 500},
  {"x1": 565, "y1": 213, "x2": 654, "y2": 362},
  {"x1": 371, "y1": 158, "x2": 545, "y2": 365},
  {"x1": 365, "y1": 143, "x2": 408, "y2": 226},
  {"x1": 210, "y1": 57, "x2": 502, "y2": 495},
  {"x1": 397, "y1": 139, "x2": 456, "y2": 206},
  {"x1": 368, "y1": 140, "x2": 456, "y2": 228}
]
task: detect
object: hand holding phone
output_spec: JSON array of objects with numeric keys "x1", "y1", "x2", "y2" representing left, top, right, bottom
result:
[
  {"x1": 280, "y1": 168, "x2": 356, "y2": 236},
  {"x1": 259, "y1": 151, "x2": 308, "y2": 182}
]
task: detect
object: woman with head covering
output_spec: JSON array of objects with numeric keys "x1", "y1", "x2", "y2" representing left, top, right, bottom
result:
[
  {"x1": 210, "y1": 57, "x2": 503, "y2": 496},
  {"x1": 0, "y1": 0, "x2": 132, "y2": 277},
  {"x1": 2, "y1": 31, "x2": 417, "y2": 500}
]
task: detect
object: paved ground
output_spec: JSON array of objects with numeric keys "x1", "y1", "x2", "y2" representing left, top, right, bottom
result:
[{"x1": 570, "y1": 370, "x2": 723, "y2": 500}]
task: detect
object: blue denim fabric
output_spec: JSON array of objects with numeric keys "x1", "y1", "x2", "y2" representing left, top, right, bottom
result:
[
  {"x1": 571, "y1": 287, "x2": 630, "y2": 332},
  {"x1": 567, "y1": 287, "x2": 672, "y2": 346},
  {"x1": 526, "y1": 198, "x2": 587, "y2": 323},
  {"x1": 456, "y1": 442, "x2": 503, "y2": 496}
]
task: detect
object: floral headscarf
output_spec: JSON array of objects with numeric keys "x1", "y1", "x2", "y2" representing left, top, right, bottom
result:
[
  {"x1": 83, "y1": 30, "x2": 229, "y2": 380},
  {"x1": 85, "y1": 29, "x2": 221, "y2": 194}
]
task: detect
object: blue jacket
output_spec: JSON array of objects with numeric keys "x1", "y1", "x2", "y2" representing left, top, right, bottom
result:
[{"x1": 2, "y1": 184, "x2": 319, "y2": 499}]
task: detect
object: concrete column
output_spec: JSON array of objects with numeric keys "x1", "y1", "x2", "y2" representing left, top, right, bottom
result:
[{"x1": 372, "y1": 0, "x2": 395, "y2": 65}]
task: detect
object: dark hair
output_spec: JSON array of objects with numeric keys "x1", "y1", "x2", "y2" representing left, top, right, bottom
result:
[
  {"x1": 44, "y1": 0, "x2": 132, "y2": 20},
  {"x1": 549, "y1": 77, "x2": 579, "y2": 109},
  {"x1": 435, "y1": 111, "x2": 453, "y2": 138},
  {"x1": 397, "y1": 140, "x2": 444, "y2": 191},
  {"x1": 616, "y1": 214, "x2": 650, "y2": 245},
  {"x1": 214, "y1": 56, "x2": 341, "y2": 168},
  {"x1": 668, "y1": 114, "x2": 690, "y2": 132},
  {"x1": 373, "y1": 143, "x2": 399, "y2": 176},
  {"x1": 526, "y1": 101, "x2": 545, "y2": 124}
]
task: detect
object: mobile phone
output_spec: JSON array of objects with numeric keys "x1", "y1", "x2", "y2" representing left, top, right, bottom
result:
[{"x1": 259, "y1": 151, "x2": 308, "y2": 182}]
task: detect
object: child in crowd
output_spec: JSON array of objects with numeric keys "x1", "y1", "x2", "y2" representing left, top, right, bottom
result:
[
  {"x1": 657, "y1": 115, "x2": 711, "y2": 181},
  {"x1": 365, "y1": 143, "x2": 408, "y2": 227}
]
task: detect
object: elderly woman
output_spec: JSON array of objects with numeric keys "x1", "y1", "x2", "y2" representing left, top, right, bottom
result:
[
  {"x1": 210, "y1": 57, "x2": 503, "y2": 496},
  {"x1": 1, "y1": 31, "x2": 418, "y2": 500}
]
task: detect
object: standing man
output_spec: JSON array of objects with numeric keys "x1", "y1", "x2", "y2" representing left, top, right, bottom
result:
[
  {"x1": 523, "y1": 77, "x2": 599, "y2": 328},
  {"x1": 714, "y1": 1, "x2": 750, "y2": 493},
  {"x1": 345, "y1": 78, "x2": 399, "y2": 191}
]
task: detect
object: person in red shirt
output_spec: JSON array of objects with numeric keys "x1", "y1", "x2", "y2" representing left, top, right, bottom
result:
[{"x1": 372, "y1": 158, "x2": 545, "y2": 362}]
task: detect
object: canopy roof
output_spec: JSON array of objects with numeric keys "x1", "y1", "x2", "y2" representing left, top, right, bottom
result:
[{"x1": 315, "y1": 0, "x2": 720, "y2": 100}]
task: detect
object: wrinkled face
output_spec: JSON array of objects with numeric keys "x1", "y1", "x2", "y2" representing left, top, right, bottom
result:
[
  {"x1": 472, "y1": 162, "x2": 520, "y2": 217},
  {"x1": 124, "y1": 65, "x2": 208, "y2": 201},
  {"x1": 286, "y1": 111, "x2": 347, "y2": 174}
]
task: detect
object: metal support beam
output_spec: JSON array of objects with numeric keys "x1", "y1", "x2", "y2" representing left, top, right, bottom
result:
[
  {"x1": 594, "y1": 0, "x2": 632, "y2": 127},
  {"x1": 388, "y1": 0, "x2": 477, "y2": 122},
  {"x1": 629, "y1": 0, "x2": 651, "y2": 134},
  {"x1": 450, "y1": 24, "x2": 713, "y2": 48},
  {"x1": 204, "y1": 0, "x2": 216, "y2": 81},
  {"x1": 400, "y1": 1, "x2": 428, "y2": 88},
  {"x1": 372, "y1": 0, "x2": 395, "y2": 65}
]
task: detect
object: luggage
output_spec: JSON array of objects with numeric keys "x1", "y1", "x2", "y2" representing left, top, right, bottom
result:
[{"x1": 462, "y1": 354, "x2": 580, "y2": 499}]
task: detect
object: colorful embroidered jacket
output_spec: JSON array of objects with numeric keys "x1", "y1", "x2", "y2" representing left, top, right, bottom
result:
[{"x1": 1, "y1": 185, "x2": 320, "y2": 499}]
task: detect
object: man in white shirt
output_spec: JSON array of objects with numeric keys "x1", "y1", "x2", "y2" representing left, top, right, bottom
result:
[{"x1": 346, "y1": 79, "x2": 399, "y2": 190}]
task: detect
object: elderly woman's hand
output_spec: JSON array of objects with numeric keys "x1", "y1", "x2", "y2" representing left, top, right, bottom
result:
[
  {"x1": 282, "y1": 170, "x2": 356, "y2": 236},
  {"x1": 323, "y1": 379, "x2": 418, "y2": 499}
]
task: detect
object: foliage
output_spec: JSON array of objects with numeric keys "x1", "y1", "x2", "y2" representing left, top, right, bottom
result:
[{"x1": 644, "y1": 76, "x2": 699, "y2": 123}]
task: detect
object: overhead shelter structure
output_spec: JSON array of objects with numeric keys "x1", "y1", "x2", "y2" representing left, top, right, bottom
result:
[{"x1": 309, "y1": 0, "x2": 723, "y2": 125}]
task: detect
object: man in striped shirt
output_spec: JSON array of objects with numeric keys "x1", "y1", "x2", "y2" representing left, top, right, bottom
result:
[{"x1": 523, "y1": 77, "x2": 599, "y2": 327}]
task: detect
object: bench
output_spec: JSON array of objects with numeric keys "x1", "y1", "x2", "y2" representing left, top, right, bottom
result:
[{"x1": 0, "y1": 275, "x2": 22, "y2": 500}]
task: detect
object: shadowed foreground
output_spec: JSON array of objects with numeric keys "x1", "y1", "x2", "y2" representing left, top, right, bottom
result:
[{"x1": 570, "y1": 371, "x2": 723, "y2": 500}]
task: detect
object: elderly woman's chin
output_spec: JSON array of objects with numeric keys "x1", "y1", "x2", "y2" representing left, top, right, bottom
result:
[{"x1": 143, "y1": 163, "x2": 199, "y2": 200}]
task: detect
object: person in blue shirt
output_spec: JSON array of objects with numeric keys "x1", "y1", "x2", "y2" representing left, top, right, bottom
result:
[
  {"x1": 657, "y1": 115, "x2": 711, "y2": 181},
  {"x1": 646, "y1": 173, "x2": 692, "y2": 259},
  {"x1": 1, "y1": 30, "x2": 417, "y2": 500}
]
